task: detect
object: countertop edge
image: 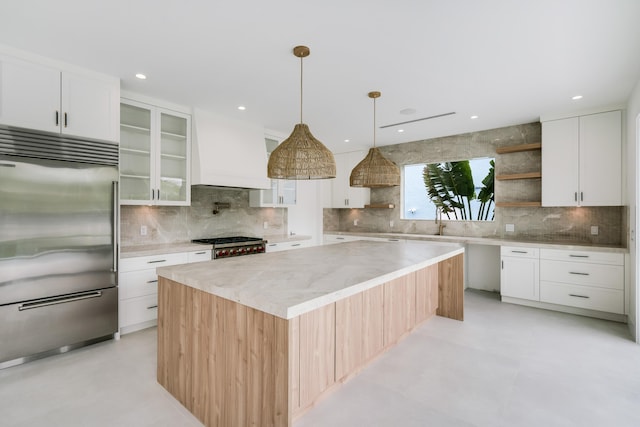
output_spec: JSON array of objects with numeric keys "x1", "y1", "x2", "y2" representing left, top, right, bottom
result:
[{"x1": 324, "y1": 232, "x2": 628, "y2": 253}]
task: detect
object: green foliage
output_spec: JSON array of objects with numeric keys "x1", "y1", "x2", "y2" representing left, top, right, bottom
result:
[{"x1": 422, "y1": 160, "x2": 494, "y2": 221}]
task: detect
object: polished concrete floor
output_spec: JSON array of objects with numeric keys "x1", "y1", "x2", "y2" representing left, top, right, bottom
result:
[{"x1": 1, "y1": 290, "x2": 639, "y2": 426}]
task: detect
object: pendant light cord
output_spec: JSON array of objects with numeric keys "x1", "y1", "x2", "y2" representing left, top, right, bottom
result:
[
  {"x1": 373, "y1": 96, "x2": 377, "y2": 148},
  {"x1": 300, "y1": 55, "x2": 304, "y2": 124}
]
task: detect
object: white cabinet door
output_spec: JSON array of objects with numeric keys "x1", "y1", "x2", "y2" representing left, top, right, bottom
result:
[
  {"x1": 541, "y1": 117, "x2": 579, "y2": 206},
  {"x1": 542, "y1": 111, "x2": 621, "y2": 207},
  {"x1": 331, "y1": 151, "x2": 370, "y2": 208},
  {"x1": 0, "y1": 54, "x2": 119, "y2": 141},
  {"x1": 579, "y1": 110, "x2": 621, "y2": 206},
  {"x1": 61, "y1": 71, "x2": 119, "y2": 141},
  {"x1": 120, "y1": 99, "x2": 191, "y2": 206},
  {"x1": 0, "y1": 56, "x2": 60, "y2": 133},
  {"x1": 500, "y1": 247, "x2": 539, "y2": 301}
]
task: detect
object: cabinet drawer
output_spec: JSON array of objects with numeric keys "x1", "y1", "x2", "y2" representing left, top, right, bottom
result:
[
  {"x1": 119, "y1": 252, "x2": 188, "y2": 272},
  {"x1": 187, "y1": 250, "x2": 212, "y2": 263},
  {"x1": 539, "y1": 249, "x2": 623, "y2": 265},
  {"x1": 119, "y1": 294, "x2": 158, "y2": 327},
  {"x1": 500, "y1": 246, "x2": 539, "y2": 259},
  {"x1": 540, "y1": 260, "x2": 623, "y2": 290},
  {"x1": 119, "y1": 269, "x2": 158, "y2": 299},
  {"x1": 540, "y1": 282, "x2": 624, "y2": 314}
]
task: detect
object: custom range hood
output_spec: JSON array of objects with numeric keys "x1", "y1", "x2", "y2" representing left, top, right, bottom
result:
[{"x1": 191, "y1": 108, "x2": 271, "y2": 190}]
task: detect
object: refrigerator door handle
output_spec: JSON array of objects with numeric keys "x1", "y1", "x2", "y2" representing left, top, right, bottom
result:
[
  {"x1": 18, "y1": 291, "x2": 103, "y2": 311},
  {"x1": 112, "y1": 181, "x2": 118, "y2": 273}
]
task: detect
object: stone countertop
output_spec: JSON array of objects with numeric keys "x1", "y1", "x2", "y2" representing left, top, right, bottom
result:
[
  {"x1": 324, "y1": 232, "x2": 628, "y2": 254},
  {"x1": 157, "y1": 240, "x2": 464, "y2": 319},
  {"x1": 120, "y1": 242, "x2": 213, "y2": 258}
]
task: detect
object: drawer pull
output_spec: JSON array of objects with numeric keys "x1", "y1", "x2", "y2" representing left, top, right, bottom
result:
[
  {"x1": 569, "y1": 272, "x2": 589, "y2": 276},
  {"x1": 336, "y1": 237, "x2": 345, "y2": 240},
  {"x1": 569, "y1": 255, "x2": 589, "y2": 258},
  {"x1": 147, "y1": 259, "x2": 167, "y2": 264},
  {"x1": 511, "y1": 250, "x2": 528, "y2": 254},
  {"x1": 194, "y1": 251, "x2": 206, "y2": 255},
  {"x1": 388, "y1": 239, "x2": 400, "y2": 242},
  {"x1": 147, "y1": 305, "x2": 158, "y2": 309},
  {"x1": 146, "y1": 279, "x2": 158, "y2": 284},
  {"x1": 291, "y1": 243, "x2": 301, "y2": 247},
  {"x1": 569, "y1": 294, "x2": 590, "y2": 299}
]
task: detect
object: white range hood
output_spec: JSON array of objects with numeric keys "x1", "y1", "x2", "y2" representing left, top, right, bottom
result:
[{"x1": 191, "y1": 108, "x2": 271, "y2": 189}]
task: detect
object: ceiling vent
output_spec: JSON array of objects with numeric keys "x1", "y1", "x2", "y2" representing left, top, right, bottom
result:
[{"x1": 380, "y1": 112, "x2": 456, "y2": 128}]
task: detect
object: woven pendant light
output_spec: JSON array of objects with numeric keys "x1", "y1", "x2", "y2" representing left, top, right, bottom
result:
[
  {"x1": 350, "y1": 92, "x2": 400, "y2": 187},
  {"x1": 267, "y1": 46, "x2": 336, "y2": 180}
]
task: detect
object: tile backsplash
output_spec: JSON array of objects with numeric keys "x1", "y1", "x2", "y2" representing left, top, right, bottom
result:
[
  {"x1": 324, "y1": 122, "x2": 626, "y2": 247},
  {"x1": 120, "y1": 186, "x2": 287, "y2": 246}
]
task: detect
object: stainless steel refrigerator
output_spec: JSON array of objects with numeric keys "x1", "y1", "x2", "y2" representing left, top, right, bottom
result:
[{"x1": 0, "y1": 127, "x2": 118, "y2": 369}]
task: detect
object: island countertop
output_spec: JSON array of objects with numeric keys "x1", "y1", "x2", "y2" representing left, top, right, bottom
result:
[{"x1": 156, "y1": 240, "x2": 464, "y2": 319}]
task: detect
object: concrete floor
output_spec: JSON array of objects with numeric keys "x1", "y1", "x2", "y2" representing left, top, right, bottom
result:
[{"x1": 1, "y1": 290, "x2": 639, "y2": 427}]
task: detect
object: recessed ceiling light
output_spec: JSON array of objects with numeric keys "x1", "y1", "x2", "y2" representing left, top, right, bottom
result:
[
  {"x1": 237, "y1": 105, "x2": 246, "y2": 111},
  {"x1": 470, "y1": 115, "x2": 479, "y2": 119},
  {"x1": 135, "y1": 73, "x2": 147, "y2": 80},
  {"x1": 572, "y1": 95, "x2": 583, "y2": 100},
  {"x1": 400, "y1": 108, "x2": 416, "y2": 115},
  {"x1": 344, "y1": 139, "x2": 350, "y2": 143},
  {"x1": 398, "y1": 129, "x2": 404, "y2": 133}
]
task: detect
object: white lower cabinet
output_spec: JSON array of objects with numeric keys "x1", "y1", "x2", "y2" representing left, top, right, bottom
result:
[
  {"x1": 500, "y1": 246, "x2": 540, "y2": 301},
  {"x1": 118, "y1": 249, "x2": 211, "y2": 334},
  {"x1": 265, "y1": 239, "x2": 312, "y2": 253},
  {"x1": 539, "y1": 249, "x2": 624, "y2": 314}
]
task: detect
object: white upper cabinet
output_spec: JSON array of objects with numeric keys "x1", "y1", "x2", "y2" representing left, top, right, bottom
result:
[
  {"x1": 0, "y1": 53, "x2": 119, "y2": 142},
  {"x1": 541, "y1": 110, "x2": 621, "y2": 207},
  {"x1": 120, "y1": 99, "x2": 191, "y2": 206},
  {"x1": 249, "y1": 136, "x2": 296, "y2": 207},
  {"x1": 330, "y1": 151, "x2": 370, "y2": 208}
]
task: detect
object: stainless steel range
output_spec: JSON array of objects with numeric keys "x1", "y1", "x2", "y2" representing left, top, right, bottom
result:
[{"x1": 192, "y1": 236, "x2": 266, "y2": 259}]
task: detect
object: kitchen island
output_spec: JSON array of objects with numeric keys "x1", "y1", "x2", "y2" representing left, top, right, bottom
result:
[{"x1": 156, "y1": 240, "x2": 464, "y2": 427}]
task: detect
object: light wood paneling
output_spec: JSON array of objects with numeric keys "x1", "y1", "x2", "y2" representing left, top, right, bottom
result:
[
  {"x1": 335, "y1": 293, "x2": 363, "y2": 381},
  {"x1": 437, "y1": 253, "x2": 464, "y2": 321},
  {"x1": 415, "y1": 265, "x2": 439, "y2": 324},
  {"x1": 157, "y1": 278, "x2": 290, "y2": 427},
  {"x1": 383, "y1": 273, "x2": 416, "y2": 347},
  {"x1": 298, "y1": 303, "x2": 336, "y2": 410},
  {"x1": 362, "y1": 285, "x2": 384, "y2": 361},
  {"x1": 335, "y1": 285, "x2": 385, "y2": 381}
]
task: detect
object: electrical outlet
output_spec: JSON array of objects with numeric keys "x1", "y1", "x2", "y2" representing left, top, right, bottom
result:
[
  {"x1": 505, "y1": 224, "x2": 515, "y2": 232},
  {"x1": 263, "y1": 221, "x2": 268, "y2": 230},
  {"x1": 354, "y1": 219, "x2": 358, "y2": 226},
  {"x1": 390, "y1": 220, "x2": 394, "y2": 228},
  {"x1": 591, "y1": 225, "x2": 599, "y2": 235},
  {"x1": 140, "y1": 225, "x2": 147, "y2": 236}
]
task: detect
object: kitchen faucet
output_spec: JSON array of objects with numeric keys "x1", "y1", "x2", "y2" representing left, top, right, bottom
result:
[{"x1": 435, "y1": 207, "x2": 446, "y2": 236}]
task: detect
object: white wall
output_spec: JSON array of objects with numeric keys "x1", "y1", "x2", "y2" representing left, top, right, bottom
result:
[
  {"x1": 287, "y1": 180, "x2": 323, "y2": 246},
  {"x1": 626, "y1": 76, "x2": 640, "y2": 342}
]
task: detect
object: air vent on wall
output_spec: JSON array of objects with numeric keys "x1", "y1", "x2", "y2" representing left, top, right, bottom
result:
[{"x1": 380, "y1": 112, "x2": 456, "y2": 129}]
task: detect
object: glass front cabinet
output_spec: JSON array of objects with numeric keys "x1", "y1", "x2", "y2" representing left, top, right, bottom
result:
[{"x1": 120, "y1": 99, "x2": 191, "y2": 205}]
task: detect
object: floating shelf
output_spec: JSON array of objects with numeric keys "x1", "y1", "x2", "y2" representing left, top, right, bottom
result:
[
  {"x1": 496, "y1": 172, "x2": 542, "y2": 180},
  {"x1": 364, "y1": 203, "x2": 395, "y2": 209},
  {"x1": 495, "y1": 201, "x2": 542, "y2": 207},
  {"x1": 495, "y1": 142, "x2": 541, "y2": 154}
]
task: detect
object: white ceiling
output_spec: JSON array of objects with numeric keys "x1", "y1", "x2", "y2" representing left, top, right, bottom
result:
[{"x1": 1, "y1": 0, "x2": 639, "y2": 153}]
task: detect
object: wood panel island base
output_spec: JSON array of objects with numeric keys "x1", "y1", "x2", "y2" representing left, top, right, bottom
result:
[{"x1": 156, "y1": 241, "x2": 464, "y2": 427}]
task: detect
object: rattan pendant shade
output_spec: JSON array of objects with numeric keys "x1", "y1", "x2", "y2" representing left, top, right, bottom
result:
[
  {"x1": 350, "y1": 92, "x2": 400, "y2": 187},
  {"x1": 267, "y1": 46, "x2": 336, "y2": 180}
]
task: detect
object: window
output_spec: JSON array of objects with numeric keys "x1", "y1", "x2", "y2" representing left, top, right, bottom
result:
[{"x1": 403, "y1": 157, "x2": 495, "y2": 221}]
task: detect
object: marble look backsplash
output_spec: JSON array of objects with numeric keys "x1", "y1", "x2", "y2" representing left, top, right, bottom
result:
[
  {"x1": 120, "y1": 186, "x2": 287, "y2": 246},
  {"x1": 324, "y1": 122, "x2": 626, "y2": 247}
]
